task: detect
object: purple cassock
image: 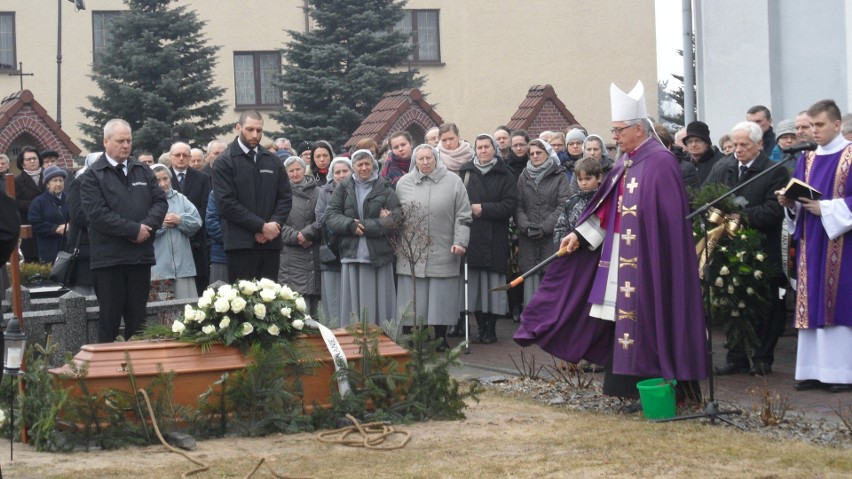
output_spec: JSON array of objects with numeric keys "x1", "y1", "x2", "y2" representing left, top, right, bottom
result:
[
  {"x1": 792, "y1": 145, "x2": 852, "y2": 330},
  {"x1": 514, "y1": 138, "x2": 708, "y2": 381}
]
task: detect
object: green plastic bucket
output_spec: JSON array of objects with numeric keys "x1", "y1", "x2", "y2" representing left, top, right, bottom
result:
[{"x1": 636, "y1": 378, "x2": 677, "y2": 420}]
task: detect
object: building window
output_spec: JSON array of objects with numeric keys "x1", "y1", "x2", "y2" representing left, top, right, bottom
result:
[
  {"x1": 233, "y1": 51, "x2": 282, "y2": 108},
  {"x1": 395, "y1": 9, "x2": 441, "y2": 64},
  {"x1": 0, "y1": 13, "x2": 16, "y2": 71},
  {"x1": 92, "y1": 11, "x2": 123, "y2": 66}
]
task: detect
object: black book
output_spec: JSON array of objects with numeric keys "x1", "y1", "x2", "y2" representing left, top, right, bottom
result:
[{"x1": 784, "y1": 178, "x2": 822, "y2": 200}]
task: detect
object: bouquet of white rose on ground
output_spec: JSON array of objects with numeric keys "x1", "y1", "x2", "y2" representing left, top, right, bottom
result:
[{"x1": 145, "y1": 278, "x2": 314, "y2": 351}]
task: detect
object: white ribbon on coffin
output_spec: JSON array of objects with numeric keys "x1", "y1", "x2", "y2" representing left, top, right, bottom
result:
[{"x1": 305, "y1": 319, "x2": 351, "y2": 397}]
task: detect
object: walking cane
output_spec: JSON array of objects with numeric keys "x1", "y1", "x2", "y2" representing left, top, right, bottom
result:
[
  {"x1": 489, "y1": 244, "x2": 569, "y2": 292},
  {"x1": 463, "y1": 257, "x2": 470, "y2": 354}
]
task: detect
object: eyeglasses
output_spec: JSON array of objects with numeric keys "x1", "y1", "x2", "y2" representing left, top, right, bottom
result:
[{"x1": 610, "y1": 125, "x2": 636, "y2": 135}]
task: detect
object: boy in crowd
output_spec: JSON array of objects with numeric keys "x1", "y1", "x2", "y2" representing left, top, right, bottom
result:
[{"x1": 553, "y1": 157, "x2": 603, "y2": 244}]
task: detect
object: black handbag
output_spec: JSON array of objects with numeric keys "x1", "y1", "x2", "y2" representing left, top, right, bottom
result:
[{"x1": 49, "y1": 228, "x2": 80, "y2": 285}]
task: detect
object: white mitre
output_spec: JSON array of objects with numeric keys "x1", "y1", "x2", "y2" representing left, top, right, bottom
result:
[{"x1": 610, "y1": 81, "x2": 648, "y2": 122}]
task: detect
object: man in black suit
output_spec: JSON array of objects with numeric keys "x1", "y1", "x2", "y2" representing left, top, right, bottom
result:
[
  {"x1": 703, "y1": 120, "x2": 789, "y2": 376},
  {"x1": 169, "y1": 141, "x2": 212, "y2": 293},
  {"x1": 81, "y1": 119, "x2": 168, "y2": 342},
  {"x1": 213, "y1": 110, "x2": 291, "y2": 282}
]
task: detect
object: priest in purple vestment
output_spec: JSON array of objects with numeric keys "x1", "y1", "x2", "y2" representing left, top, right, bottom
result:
[
  {"x1": 514, "y1": 81, "x2": 708, "y2": 402},
  {"x1": 777, "y1": 99, "x2": 852, "y2": 394}
]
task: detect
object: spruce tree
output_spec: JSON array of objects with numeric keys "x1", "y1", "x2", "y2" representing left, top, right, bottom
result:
[
  {"x1": 274, "y1": 0, "x2": 424, "y2": 148},
  {"x1": 78, "y1": 0, "x2": 226, "y2": 154}
]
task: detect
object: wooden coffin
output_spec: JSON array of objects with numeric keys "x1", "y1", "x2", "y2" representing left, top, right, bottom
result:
[{"x1": 49, "y1": 329, "x2": 410, "y2": 412}]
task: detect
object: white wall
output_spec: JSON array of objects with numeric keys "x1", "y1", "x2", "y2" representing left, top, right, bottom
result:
[{"x1": 696, "y1": 0, "x2": 849, "y2": 139}]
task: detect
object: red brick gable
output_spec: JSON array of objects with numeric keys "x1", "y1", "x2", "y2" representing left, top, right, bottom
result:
[
  {"x1": 0, "y1": 90, "x2": 82, "y2": 168},
  {"x1": 506, "y1": 85, "x2": 578, "y2": 139},
  {"x1": 344, "y1": 88, "x2": 443, "y2": 149}
]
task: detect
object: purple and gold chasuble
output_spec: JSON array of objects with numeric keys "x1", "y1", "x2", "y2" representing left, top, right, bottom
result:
[{"x1": 514, "y1": 139, "x2": 708, "y2": 381}]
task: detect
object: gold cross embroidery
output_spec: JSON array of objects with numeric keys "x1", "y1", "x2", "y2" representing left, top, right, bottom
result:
[
  {"x1": 619, "y1": 257, "x2": 638, "y2": 269},
  {"x1": 622, "y1": 229, "x2": 636, "y2": 246},
  {"x1": 618, "y1": 309, "x2": 637, "y2": 321},
  {"x1": 621, "y1": 205, "x2": 637, "y2": 217},
  {"x1": 626, "y1": 177, "x2": 639, "y2": 194},
  {"x1": 618, "y1": 333, "x2": 635, "y2": 350},
  {"x1": 619, "y1": 281, "x2": 636, "y2": 298}
]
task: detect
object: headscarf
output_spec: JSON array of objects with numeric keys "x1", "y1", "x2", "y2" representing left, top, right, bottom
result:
[
  {"x1": 327, "y1": 157, "x2": 352, "y2": 183},
  {"x1": 473, "y1": 134, "x2": 500, "y2": 175},
  {"x1": 351, "y1": 149, "x2": 379, "y2": 184},
  {"x1": 284, "y1": 156, "x2": 308, "y2": 187},
  {"x1": 410, "y1": 144, "x2": 446, "y2": 180},
  {"x1": 151, "y1": 164, "x2": 172, "y2": 192},
  {"x1": 583, "y1": 134, "x2": 609, "y2": 159},
  {"x1": 526, "y1": 139, "x2": 558, "y2": 184}
]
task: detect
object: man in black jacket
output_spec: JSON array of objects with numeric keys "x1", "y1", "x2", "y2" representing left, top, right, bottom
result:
[
  {"x1": 169, "y1": 141, "x2": 212, "y2": 294},
  {"x1": 0, "y1": 188, "x2": 20, "y2": 384},
  {"x1": 213, "y1": 110, "x2": 291, "y2": 282},
  {"x1": 80, "y1": 119, "x2": 168, "y2": 342},
  {"x1": 703, "y1": 121, "x2": 789, "y2": 376},
  {"x1": 684, "y1": 120, "x2": 724, "y2": 186}
]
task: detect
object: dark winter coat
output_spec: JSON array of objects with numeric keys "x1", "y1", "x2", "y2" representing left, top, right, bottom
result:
[
  {"x1": 28, "y1": 191, "x2": 68, "y2": 263},
  {"x1": 702, "y1": 152, "x2": 789, "y2": 278},
  {"x1": 65, "y1": 174, "x2": 93, "y2": 287},
  {"x1": 205, "y1": 190, "x2": 226, "y2": 264},
  {"x1": 212, "y1": 139, "x2": 292, "y2": 251},
  {"x1": 0, "y1": 192, "x2": 20, "y2": 265},
  {"x1": 15, "y1": 171, "x2": 44, "y2": 261},
  {"x1": 315, "y1": 180, "x2": 342, "y2": 271},
  {"x1": 692, "y1": 147, "x2": 724, "y2": 186},
  {"x1": 515, "y1": 162, "x2": 571, "y2": 272},
  {"x1": 80, "y1": 155, "x2": 168, "y2": 269},
  {"x1": 459, "y1": 158, "x2": 519, "y2": 272},
  {"x1": 278, "y1": 177, "x2": 321, "y2": 295},
  {"x1": 325, "y1": 175, "x2": 400, "y2": 268},
  {"x1": 505, "y1": 151, "x2": 528, "y2": 182}
]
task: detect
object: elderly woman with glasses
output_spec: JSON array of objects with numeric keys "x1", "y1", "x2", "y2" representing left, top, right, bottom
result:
[
  {"x1": 15, "y1": 146, "x2": 46, "y2": 262},
  {"x1": 150, "y1": 164, "x2": 202, "y2": 300},
  {"x1": 325, "y1": 149, "x2": 400, "y2": 327},
  {"x1": 515, "y1": 140, "x2": 571, "y2": 307},
  {"x1": 395, "y1": 144, "x2": 472, "y2": 350}
]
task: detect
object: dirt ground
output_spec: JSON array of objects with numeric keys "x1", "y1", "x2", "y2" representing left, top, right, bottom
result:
[{"x1": 3, "y1": 391, "x2": 851, "y2": 479}]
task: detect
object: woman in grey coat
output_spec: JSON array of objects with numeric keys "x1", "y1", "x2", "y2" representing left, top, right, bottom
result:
[
  {"x1": 151, "y1": 164, "x2": 202, "y2": 300},
  {"x1": 315, "y1": 157, "x2": 352, "y2": 325},
  {"x1": 395, "y1": 144, "x2": 471, "y2": 350},
  {"x1": 278, "y1": 156, "x2": 321, "y2": 318},
  {"x1": 325, "y1": 150, "x2": 400, "y2": 327},
  {"x1": 515, "y1": 140, "x2": 571, "y2": 307}
]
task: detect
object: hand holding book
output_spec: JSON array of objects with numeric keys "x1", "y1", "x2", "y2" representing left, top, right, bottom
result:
[{"x1": 783, "y1": 178, "x2": 822, "y2": 200}]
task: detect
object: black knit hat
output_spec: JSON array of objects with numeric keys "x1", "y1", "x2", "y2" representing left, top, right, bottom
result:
[{"x1": 683, "y1": 121, "x2": 712, "y2": 146}]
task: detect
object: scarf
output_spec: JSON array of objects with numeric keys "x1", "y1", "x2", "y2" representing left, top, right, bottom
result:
[
  {"x1": 438, "y1": 140, "x2": 474, "y2": 172},
  {"x1": 473, "y1": 157, "x2": 497, "y2": 175},
  {"x1": 26, "y1": 167, "x2": 42, "y2": 181},
  {"x1": 526, "y1": 156, "x2": 556, "y2": 184},
  {"x1": 380, "y1": 153, "x2": 411, "y2": 186}
]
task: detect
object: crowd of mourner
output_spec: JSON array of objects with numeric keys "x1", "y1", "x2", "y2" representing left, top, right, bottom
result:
[{"x1": 2, "y1": 87, "x2": 851, "y2": 401}]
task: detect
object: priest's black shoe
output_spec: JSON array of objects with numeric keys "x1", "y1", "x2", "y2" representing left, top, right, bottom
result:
[
  {"x1": 829, "y1": 384, "x2": 852, "y2": 393},
  {"x1": 793, "y1": 379, "x2": 823, "y2": 391},
  {"x1": 749, "y1": 363, "x2": 772, "y2": 376},
  {"x1": 715, "y1": 363, "x2": 749, "y2": 376}
]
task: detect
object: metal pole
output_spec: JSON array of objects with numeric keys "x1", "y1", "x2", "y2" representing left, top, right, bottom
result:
[
  {"x1": 682, "y1": 0, "x2": 696, "y2": 124},
  {"x1": 57, "y1": 0, "x2": 62, "y2": 127}
]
